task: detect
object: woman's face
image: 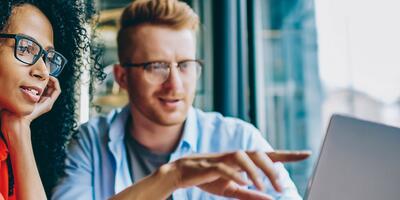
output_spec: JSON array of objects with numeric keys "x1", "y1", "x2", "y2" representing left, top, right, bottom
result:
[{"x1": 0, "y1": 4, "x2": 53, "y2": 116}]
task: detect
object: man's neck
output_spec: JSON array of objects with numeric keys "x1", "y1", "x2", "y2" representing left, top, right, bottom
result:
[{"x1": 128, "y1": 108, "x2": 184, "y2": 154}]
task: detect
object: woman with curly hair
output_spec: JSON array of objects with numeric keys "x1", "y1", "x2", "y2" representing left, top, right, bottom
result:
[{"x1": 0, "y1": 0, "x2": 104, "y2": 199}]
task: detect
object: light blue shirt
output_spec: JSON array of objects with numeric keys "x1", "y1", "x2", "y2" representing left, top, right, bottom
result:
[{"x1": 52, "y1": 106, "x2": 302, "y2": 200}]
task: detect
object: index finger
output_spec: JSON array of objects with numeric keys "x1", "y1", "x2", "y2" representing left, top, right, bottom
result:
[{"x1": 267, "y1": 150, "x2": 311, "y2": 163}]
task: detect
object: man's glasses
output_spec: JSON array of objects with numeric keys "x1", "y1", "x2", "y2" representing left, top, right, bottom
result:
[
  {"x1": 0, "y1": 33, "x2": 67, "y2": 77},
  {"x1": 122, "y1": 60, "x2": 203, "y2": 84}
]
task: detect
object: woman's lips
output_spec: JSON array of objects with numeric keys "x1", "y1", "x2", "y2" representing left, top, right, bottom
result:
[{"x1": 20, "y1": 86, "x2": 41, "y2": 103}]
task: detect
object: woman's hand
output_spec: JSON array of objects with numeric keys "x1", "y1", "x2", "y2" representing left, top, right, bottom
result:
[
  {"x1": 1, "y1": 76, "x2": 61, "y2": 145},
  {"x1": 25, "y1": 76, "x2": 61, "y2": 122},
  {"x1": 0, "y1": 77, "x2": 59, "y2": 200}
]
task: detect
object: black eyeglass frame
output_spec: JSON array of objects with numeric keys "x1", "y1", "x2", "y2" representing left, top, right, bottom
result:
[{"x1": 0, "y1": 33, "x2": 67, "y2": 77}]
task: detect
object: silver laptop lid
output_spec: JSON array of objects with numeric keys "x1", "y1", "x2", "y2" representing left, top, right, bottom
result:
[{"x1": 305, "y1": 114, "x2": 400, "y2": 200}]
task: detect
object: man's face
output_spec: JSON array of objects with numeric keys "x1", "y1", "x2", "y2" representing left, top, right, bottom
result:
[{"x1": 116, "y1": 24, "x2": 197, "y2": 126}]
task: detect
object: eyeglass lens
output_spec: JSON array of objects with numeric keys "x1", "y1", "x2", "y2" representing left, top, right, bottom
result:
[{"x1": 15, "y1": 37, "x2": 66, "y2": 76}]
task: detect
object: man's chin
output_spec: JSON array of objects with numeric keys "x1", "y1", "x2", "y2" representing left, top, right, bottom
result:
[
  {"x1": 158, "y1": 118, "x2": 185, "y2": 126},
  {"x1": 155, "y1": 112, "x2": 187, "y2": 126}
]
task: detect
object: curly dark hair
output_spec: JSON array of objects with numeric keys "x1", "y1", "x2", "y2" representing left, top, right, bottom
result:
[{"x1": 0, "y1": 0, "x2": 105, "y2": 196}]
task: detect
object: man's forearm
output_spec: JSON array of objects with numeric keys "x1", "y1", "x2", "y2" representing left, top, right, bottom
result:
[{"x1": 109, "y1": 164, "x2": 178, "y2": 200}]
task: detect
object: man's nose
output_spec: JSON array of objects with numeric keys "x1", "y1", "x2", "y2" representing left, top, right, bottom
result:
[{"x1": 162, "y1": 65, "x2": 184, "y2": 90}]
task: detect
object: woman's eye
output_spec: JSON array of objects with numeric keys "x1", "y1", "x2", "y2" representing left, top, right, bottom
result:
[
  {"x1": 17, "y1": 45, "x2": 37, "y2": 54},
  {"x1": 27, "y1": 46, "x2": 34, "y2": 53},
  {"x1": 17, "y1": 46, "x2": 28, "y2": 53}
]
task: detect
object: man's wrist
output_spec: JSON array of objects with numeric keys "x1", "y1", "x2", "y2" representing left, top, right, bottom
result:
[
  {"x1": 110, "y1": 163, "x2": 179, "y2": 200},
  {"x1": 152, "y1": 163, "x2": 180, "y2": 196}
]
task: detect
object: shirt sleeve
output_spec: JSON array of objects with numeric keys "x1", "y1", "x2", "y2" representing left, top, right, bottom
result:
[
  {"x1": 245, "y1": 125, "x2": 303, "y2": 200},
  {"x1": 51, "y1": 125, "x2": 95, "y2": 200}
]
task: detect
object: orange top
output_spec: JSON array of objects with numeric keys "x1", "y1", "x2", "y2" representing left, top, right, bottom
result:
[{"x1": 0, "y1": 137, "x2": 16, "y2": 200}]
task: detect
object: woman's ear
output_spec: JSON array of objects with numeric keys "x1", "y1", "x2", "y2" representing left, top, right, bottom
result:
[{"x1": 113, "y1": 64, "x2": 128, "y2": 89}]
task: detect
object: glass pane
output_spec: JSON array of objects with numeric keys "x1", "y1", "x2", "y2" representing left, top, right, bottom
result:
[
  {"x1": 256, "y1": 0, "x2": 400, "y2": 196},
  {"x1": 256, "y1": 0, "x2": 321, "y2": 195},
  {"x1": 315, "y1": 0, "x2": 400, "y2": 127},
  {"x1": 90, "y1": 5, "x2": 127, "y2": 116}
]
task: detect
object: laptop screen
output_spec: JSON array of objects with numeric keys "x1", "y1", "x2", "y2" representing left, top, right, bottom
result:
[{"x1": 305, "y1": 115, "x2": 400, "y2": 200}]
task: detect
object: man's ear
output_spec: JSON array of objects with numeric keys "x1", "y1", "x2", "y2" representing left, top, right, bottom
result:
[{"x1": 114, "y1": 64, "x2": 128, "y2": 89}]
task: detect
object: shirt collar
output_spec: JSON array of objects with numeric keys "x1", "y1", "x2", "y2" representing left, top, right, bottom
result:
[
  {"x1": 108, "y1": 105, "x2": 131, "y2": 143},
  {"x1": 177, "y1": 107, "x2": 199, "y2": 153},
  {"x1": 107, "y1": 105, "x2": 199, "y2": 153}
]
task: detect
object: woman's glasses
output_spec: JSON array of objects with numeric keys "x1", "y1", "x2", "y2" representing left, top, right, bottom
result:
[{"x1": 0, "y1": 33, "x2": 67, "y2": 77}]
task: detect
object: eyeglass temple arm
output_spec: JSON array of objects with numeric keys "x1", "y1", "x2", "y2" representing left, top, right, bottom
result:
[{"x1": 0, "y1": 34, "x2": 15, "y2": 38}]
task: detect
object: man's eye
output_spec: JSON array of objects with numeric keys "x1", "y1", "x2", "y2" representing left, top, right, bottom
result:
[
  {"x1": 150, "y1": 63, "x2": 168, "y2": 69},
  {"x1": 179, "y1": 62, "x2": 196, "y2": 71},
  {"x1": 179, "y1": 62, "x2": 190, "y2": 68},
  {"x1": 152, "y1": 65, "x2": 163, "y2": 69}
]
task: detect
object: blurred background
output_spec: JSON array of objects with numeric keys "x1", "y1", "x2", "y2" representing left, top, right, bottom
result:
[{"x1": 80, "y1": 0, "x2": 400, "y2": 196}]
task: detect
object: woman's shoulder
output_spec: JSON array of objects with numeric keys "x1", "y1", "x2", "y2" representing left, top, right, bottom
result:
[
  {"x1": 0, "y1": 137, "x2": 9, "y2": 200},
  {"x1": 0, "y1": 137, "x2": 7, "y2": 163}
]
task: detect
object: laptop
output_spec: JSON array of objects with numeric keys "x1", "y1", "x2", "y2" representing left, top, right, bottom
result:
[{"x1": 304, "y1": 114, "x2": 400, "y2": 200}]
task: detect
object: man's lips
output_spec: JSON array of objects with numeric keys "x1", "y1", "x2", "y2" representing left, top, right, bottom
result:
[
  {"x1": 159, "y1": 98, "x2": 181, "y2": 102},
  {"x1": 158, "y1": 97, "x2": 183, "y2": 108}
]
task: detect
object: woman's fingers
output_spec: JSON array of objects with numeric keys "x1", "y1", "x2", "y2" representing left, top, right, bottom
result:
[
  {"x1": 26, "y1": 77, "x2": 61, "y2": 121},
  {"x1": 44, "y1": 76, "x2": 61, "y2": 99}
]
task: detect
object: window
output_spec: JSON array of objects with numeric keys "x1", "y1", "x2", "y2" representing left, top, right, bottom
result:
[
  {"x1": 315, "y1": 0, "x2": 400, "y2": 127},
  {"x1": 254, "y1": 0, "x2": 321, "y2": 194},
  {"x1": 255, "y1": 0, "x2": 400, "y2": 195}
]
